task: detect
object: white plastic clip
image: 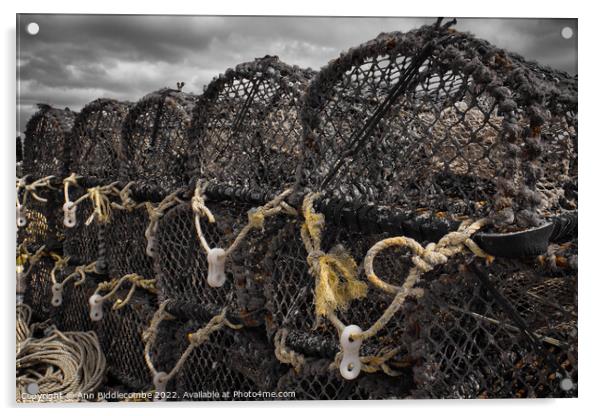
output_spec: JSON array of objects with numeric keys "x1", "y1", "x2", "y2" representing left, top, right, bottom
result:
[
  {"x1": 89, "y1": 293, "x2": 104, "y2": 321},
  {"x1": 63, "y1": 201, "x2": 77, "y2": 228},
  {"x1": 51, "y1": 283, "x2": 63, "y2": 307},
  {"x1": 145, "y1": 222, "x2": 158, "y2": 257},
  {"x1": 339, "y1": 325, "x2": 362, "y2": 380},
  {"x1": 206, "y1": 247, "x2": 227, "y2": 288},
  {"x1": 17, "y1": 205, "x2": 27, "y2": 227},
  {"x1": 153, "y1": 371, "x2": 168, "y2": 402}
]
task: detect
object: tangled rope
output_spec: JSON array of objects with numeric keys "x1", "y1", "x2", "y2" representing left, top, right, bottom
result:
[
  {"x1": 192, "y1": 180, "x2": 296, "y2": 287},
  {"x1": 50, "y1": 260, "x2": 94, "y2": 307},
  {"x1": 62, "y1": 173, "x2": 119, "y2": 227},
  {"x1": 142, "y1": 301, "x2": 242, "y2": 401},
  {"x1": 300, "y1": 193, "x2": 367, "y2": 318},
  {"x1": 143, "y1": 190, "x2": 183, "y2": 258},
  {"x1": 16, "y1": 175, "x2": 56, "y2": 227},
  {"x1": 16, "y1": 303, "x2": 105, "y2": 402},
  {"x1": 299, "y1": 193, "x2": 492, "y2": 379},
  {"x1": 89, "y1": 273, "x2": 157, "y2": 321}
]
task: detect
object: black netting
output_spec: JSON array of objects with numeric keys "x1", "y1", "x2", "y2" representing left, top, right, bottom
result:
[
  {"x1": 105, "y1": 206, "x2": 155, "y2": 281},
  {"x1": 276, "y1": 359, "x2": 412, "y2": 400},
  {"x1": 264, "y1": 219, "x2": 414, "y2": 365},
  {"x1": 68, "y1": 99, "x2": 132, "y2": 180},
  {"x1": 52, "y1": 266, "x2": 100, "y2": 333},
  {"x1": 156, "y1": 201, "x2": 276, "y2": 326},
  {"x1": 23, "y1": 104, "x2": 77, "y2": 178},
  {"x1": 400, "y1": 257, "x2": 577, "y2": 398},
  {"x1": 187, "y1": 56, "x2": 313, "y2": 191},
  {"x1": 120, "y1": 89, "x2": 196, "y2": 192},
  {"x1": 22, "y1": 257, "x2": 54, "y2": 324},
  {"x1": 97, "y1": 293, "x2": 157, "y2": 391},
  {"x1": 298, "y1": 23, "x2": 577, "y2": 231},
  {"x1": 63, "y1": 190, "x2": 102, "y2": 266},
  {"x1": 151, "y1": 318, "x2": 282, "y2": 401}
]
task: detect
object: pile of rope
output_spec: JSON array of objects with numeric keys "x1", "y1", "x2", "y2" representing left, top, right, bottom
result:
[{"x1": 16, "y1": 303, "x2": 106, "y2": 402}]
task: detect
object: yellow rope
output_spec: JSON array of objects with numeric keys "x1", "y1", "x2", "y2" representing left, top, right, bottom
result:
[
  {"x1": 300, "y1": 193, "x2": 367, "y2": 318},
  {"x1": 274, "y1": 328, "x2": 305, "y2": 373},
  {"x1": 93, "y1": 273, "x2": 158, "y2": 310}
]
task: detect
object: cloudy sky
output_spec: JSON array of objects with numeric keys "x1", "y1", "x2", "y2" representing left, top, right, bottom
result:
[{"x1": 16, "y1": 15, "x2": 577, "y2": 134}]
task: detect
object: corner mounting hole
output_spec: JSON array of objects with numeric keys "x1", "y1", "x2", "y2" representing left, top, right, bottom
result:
[
  {"x1": 26, "y1": 22, "x2": 40, "y2": 36},
  {"x1": 561, "y1": 27, "x2": 573, "y2": 40}
]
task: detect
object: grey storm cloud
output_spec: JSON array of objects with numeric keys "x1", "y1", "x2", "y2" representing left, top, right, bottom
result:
[{"x1": 16, "y1": 14, "x2": 577, "y2": 134}]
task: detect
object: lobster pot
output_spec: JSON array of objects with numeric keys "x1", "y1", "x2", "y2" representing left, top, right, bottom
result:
[
  {"x1": 399, "y1": 257, "x2": 577, "y2": 399},
  {"x1": 105, "y1": 205, "x2": 155, "y2": 283},
  {"x1": 276, "y1": 359, "x2": 412, "y2": 400},
  {"x1": 62, "y1": 192, "x2": 103, "y2": 267},
  {"x1": 68, "y1": 99, "x2": 132, "y2": 180},
  {"x1": 152, "y1": 317, "x2": 282, "y2": 401},
  {"x1": 264, "y1": 219, "x2": 415, "y2": 369},
  {"x1": 22, "y1": 104, "x2": 77, "y2": 178},
  {"x1": 96, "y1": 292, "x2": 157, "y2": 392},
  {"x1": 299, "y1": 23, "x2": 577, "y2": 232},
  {"x1": 21, "y1": 257, "x2": 54, "y2": 323},
  {"x1": 155, "y1": 57, "x2": 313, "y2": 327},
  {"x1": 120, "y1": 89, "x2": 196, "y2": 192}
]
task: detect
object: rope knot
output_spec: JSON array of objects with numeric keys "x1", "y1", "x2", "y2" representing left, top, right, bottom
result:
[{"x1": 247, "y1": 208, "x2": 265, "y2": 230}]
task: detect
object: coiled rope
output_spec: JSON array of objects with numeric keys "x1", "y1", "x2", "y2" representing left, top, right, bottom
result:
[{"x1": 16, "y1": 303, "x2": 106, "y2": 402}]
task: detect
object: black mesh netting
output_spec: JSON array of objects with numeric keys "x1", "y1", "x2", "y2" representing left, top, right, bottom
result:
[
  {"x1": 23, "y1": 104, "x2": 77, "y2": 178},
  {"x1": 120, "y1": 89, "x2": 196, "y2": 192},
  {"x1": 68, "y1": 98, "x2": 132, "y2": 180},
  {"x1": 297, "y1": 23, "x2": 577, "y2": 231},
  {"x1": 62, "y1": 192, "x2": 103, "y2": 267},
  {"x1": 276, "y1": 358, "x2": 412, "y2": 400},
  {"x1": 151, "y1": 315, "x2": 283, "y2": 400},
  {"x1": 52, "y1": 265, "x2": 100, "y2": 333},
  {"x1": 97, "y1": 292, "x2": 157, "y2": 392},
  {"x1": 156, "y1": 57, "x2": 313, "y2": 326},
  {"x1": 105, "y1": 205, "x2": 155, "y2": 282},
  {"x1": 17, "y1": 187, "x2": 64, "y2": 251},
  {"x1": 22, "y1": 256, "x2": 55, "y2": 324},
  {"x1": 156, "y1": 201, "x2": 274, "y2": 326}
]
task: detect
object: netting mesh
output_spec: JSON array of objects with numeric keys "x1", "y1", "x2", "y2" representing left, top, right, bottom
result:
[
  {"x1": 402, "y1": 256, "x2": 577, "y2": 398},
  {"x1": 156, "y1": 201, "x2": 274, "y2": 326},
  {"x1": 23, "y1": 104, "x2": 77, "y2": 178},
  {"x1": 187, "y1": 56, "x2": 313, "y2": 191},
  {"x1": 52, "y1": 266, "x2": 99, "y2": 333},
  {"x1": 62, "y1": 193, "x2": 102, "y2": 266},
  {"x1": 120, "y1": 89, "x2": 196, "y2": 192},
  {"x1": 298, "y1": 24, "x2": 577, "y2": 231},
  {"x1": 276, "y1": 359, "x2": 412, "y2": 400},
  {"x1": 105, "y1": 206, "x2": 155, "y2": 281},
  {"x1": 17, "y1": 188, "x2": 64, "y2": 251},
  {"x1": 22, "y1": 257, "x2": 54, "y2": 324},
  {"x1": 68, "y1": 99, "x2": 132, "y2": 180},
  {"x1": 97, "y1": 293, "x2": 156, "y2": 391}
]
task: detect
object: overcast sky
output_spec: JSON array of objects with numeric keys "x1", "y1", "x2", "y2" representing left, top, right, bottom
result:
[{"x1": 16, "y1": 15, "x2": 577, "y2": 134}]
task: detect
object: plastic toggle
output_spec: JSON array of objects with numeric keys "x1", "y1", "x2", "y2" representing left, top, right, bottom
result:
[
  {"x1": 51, "y1": 283, "x2": 63, "y2": 307},
  {"x1": 146, "y1": 222, "x2": 158, "y2": 257},
  {"x1": 63, "y1": 201, "x2": 77, "y2": 228},
  {"x1": 153, "y1": 371, "x2": 168, "y2": 402},
  {"x1": 207, "y1": 247, "x2": 227, "y2": 288},
  {"x1": 89, "y1": 294, "x2": 104, "y2": 321},
  {"x1": 17, "y1": 205, "x2": 27, "y2": 227},
  {"x1": 339, "y1": 325, "x2": 362, "y2": 380}
]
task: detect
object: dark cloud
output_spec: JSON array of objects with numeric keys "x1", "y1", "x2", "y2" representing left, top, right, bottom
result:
[{"x1": 16, "y1": 15, "x2": 577, "y2": 134}]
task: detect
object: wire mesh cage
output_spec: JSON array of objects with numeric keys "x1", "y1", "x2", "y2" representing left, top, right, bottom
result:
[
  {"x1": 156, "y1": 57, "x2": 314, "y2": 326},
  {"x1": 51, "y1": 265, "x2": 100, "y2": 333},
  {"x1": 23, "y1": 104, "x2": 77, "y2": 178},
  {"x1": 401, "y1": 256, "x2": 577, "y2": 398},
  {"x1": 298, "y1": 22, "x2": 577, "y2": 232},
  {"x1": 120, "y1": 88, "x2": 196, "y2": 192},
  {"x1": 276, "y1": 358, "x2": 412, "y2": 400},
  {"x1": 62, "y1": 193, "x2": 104, "y2": 267},
  {"x1": 150, "y1": 311, "x2": 283, "y2": 401},
  {"x1": 68, "y1": 99, "x2": 132, "y2": 180},
  {"x1": 97, "y1": 292, "x2": 157, "y2": 392}
]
